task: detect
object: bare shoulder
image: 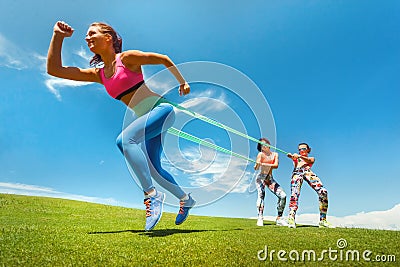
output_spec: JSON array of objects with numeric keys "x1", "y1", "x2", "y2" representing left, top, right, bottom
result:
[
  {"x1": 92, "y1": 67, "x2": 102, "y2": 82},
  {"x1": 84, "y1": 67, "x2": 102, "y2": 83},
  {"x1": 120, "y1": 50, "x2": 168, "y2": 67},
  {"x1": 121, "y1": 50, "x2": 164, "y2": 60},
  {"x1": 120, "y1": 50, "x2": 145, "y2": 59},
  {"x1": 120, "y1": 50, "x2": 145, "y2": 70}
]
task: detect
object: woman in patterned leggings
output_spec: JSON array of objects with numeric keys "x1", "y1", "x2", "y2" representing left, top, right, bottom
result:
[
  {"x1": 254, "y1": 138, "x2": 288, "y2": 227},
  {"x1": 287, "y1": 143, "x2": 334, "y2": 228}
]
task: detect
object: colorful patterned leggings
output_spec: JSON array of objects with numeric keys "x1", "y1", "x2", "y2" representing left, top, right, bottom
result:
[
  {"x1": 288, "y1": 168, "x2": 328, "y2": 221},
  {"x1": 256, "y1": 173, "x2": 287, "y2": 217}
]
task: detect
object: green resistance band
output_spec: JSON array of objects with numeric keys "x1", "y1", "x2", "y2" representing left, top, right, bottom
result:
[
  {"x1": 164, "y1": 99, "x2": 289, "y2": 155},
  {"x1": 167, "y1": 127, "x2": 257, "y2": 163}
]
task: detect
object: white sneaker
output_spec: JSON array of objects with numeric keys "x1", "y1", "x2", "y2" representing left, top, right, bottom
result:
[
  {"x1": 257, "y1": 216, "x2": 264, "y2": 226},
  {"x1": 319, "y1": 220, "x2": 335, "y2": 228},
  {"x1": 276, "y1": 217, "x2": 288, "y2": 226},
  {"x1": 287, "y1": 217, "x2": 296, "y2": 228}
]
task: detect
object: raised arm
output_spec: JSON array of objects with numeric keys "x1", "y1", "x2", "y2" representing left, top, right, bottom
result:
[
  {"x1": 47, "y1": 21, "x2": 101, "y2": 83},
  {"x1": 121, "y1": 50, "x2": 190, "y2": 95}
]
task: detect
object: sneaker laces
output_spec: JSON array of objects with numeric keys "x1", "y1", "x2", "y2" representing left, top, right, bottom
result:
[
  {"x1": 144, "y1": 198, "x2": 152, "y2": 217},
  {"x1": 178, "y1": 201, "x2": 185, "y2": 215}
]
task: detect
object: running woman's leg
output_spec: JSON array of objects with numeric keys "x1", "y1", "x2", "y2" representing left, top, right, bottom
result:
[
  {"x1": 145, "y1": 130, "x2": 186, "y2": 199},
  {"x1": 142, "y1": 104, "x2": 195, "y2": 225},
  {"x1": 116, "y1": 103, "x2": 176, "y2": 193}
]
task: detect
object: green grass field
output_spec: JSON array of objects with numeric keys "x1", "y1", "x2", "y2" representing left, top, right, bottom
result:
[{"x1": 1, "y1": 194, "x2": 398, "y2": 266}]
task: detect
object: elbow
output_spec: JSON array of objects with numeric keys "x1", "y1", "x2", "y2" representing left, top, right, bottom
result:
[
  {"x1": 46, "y1": 68, "x2": 55, "y2": 76},
  {"x1": 161, "y1": 54, "x2": 173, "y2": 67},
  {"x1": 47, "y1": 70, "x2": 60, "y2": 78},
  {"x1": 46, "y1": 63, "x2": 56, "y2": 76},
  {"x1": 46, "y1": 57, "x2": 62, "y2": 77},
  {"x1": 46, "y1": 64, "x2": 61, "y2": 77}
]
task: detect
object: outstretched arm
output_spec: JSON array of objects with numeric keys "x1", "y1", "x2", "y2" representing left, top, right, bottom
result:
[
  {"x1": 47, "y1": 21, "x2": 100, "y2": 83},
  {"x1": 121, "y1": 50, "x2": 190, "y2": 95},
  {"x1": 287, "y1": 153, "x2": 297, "y2": 168}
]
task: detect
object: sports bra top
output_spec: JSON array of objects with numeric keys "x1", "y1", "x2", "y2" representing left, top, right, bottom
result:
[
  {"x1": 261, "y1": 152, "x2": 275, "y2": 164},
  {"x1": 99, "y1": 53, "x2": 144, "y2": 100},
  {"x1": 293, "y1": 157, "x2": 313, "y2": 169}
]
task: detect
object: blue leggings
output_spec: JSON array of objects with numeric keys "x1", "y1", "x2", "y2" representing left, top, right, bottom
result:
[{"x1": 116, "y1": 103, "x2": 185, "y2": 198}]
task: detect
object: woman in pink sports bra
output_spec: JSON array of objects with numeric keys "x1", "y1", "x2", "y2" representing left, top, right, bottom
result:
[
  {"x1": 47, "y1": 21, "x2": 195, "y2": 231},
  {"x1": 253, "y1": 138, "x2": 287, "y2": 227}
]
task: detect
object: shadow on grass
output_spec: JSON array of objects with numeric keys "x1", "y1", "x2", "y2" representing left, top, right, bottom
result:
[
  {"x1": 296, "y1": 224, "x2": 319, "y2": 228},
  {"x1": 88, "y1": 228, "x2": 245, "y2": 237},
  {"x1": 255, "y1": 221, "x2": 318, "y2": 228},
  {"x1": 262, "y1": 221, "x2": 276, "y2": 226}
]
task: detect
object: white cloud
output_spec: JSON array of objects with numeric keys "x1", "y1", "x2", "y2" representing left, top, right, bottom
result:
[
  {"x1": 143, "y1": 77, "x2": 230, "y2": 114},
  {"x1": 0, "y1": 32, "x2": 94, "y2": 100},
  {"x1": 162, "y1": 144, "x2": 252, "y2": 194},
  {"x1": 42, "y1": 46, "x2": 95, "y2": 101},
  {"x1": 190, "y1": 177, "x2": 213, "y2": 187},
  {"x1": 44, "y1": 77, "x2": 92, "y2": 101},
  {"x1": 180, "y1": 91, "x2": 228, "y2": 113},
  {"x1": 33, "y1": 53, "x2": 48, "y2": 72},
  {"x1": 0, "y1": 182, "x2": 139, "y2": 209},
  {"x1": 327, "y1": 204, "x2": 400, "y2": 231},
  {"x1": 0, "y1": 182, "x2": 56, "y2": 193},
  {"x1": 144, "y1": 77, "x2": 176, "y2": 95},
  {"x1": 0, "y1": 33, "x2": 33, "y2": 70},
  {"x1": 75, "y1": 46, "x2": 92, "y2": 61},
  {"x1": 189, "y1": 88, "x2": 226, "y2": 99},
  {"x1": 261, "y1": 204, "x2": 400, "y2": 231}
]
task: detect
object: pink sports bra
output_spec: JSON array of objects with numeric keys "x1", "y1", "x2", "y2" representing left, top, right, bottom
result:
[
  {"x1": 261, "y1": 153, "x2": 275, "y2": 164},
  {"x1": 99, "y1": 54, "x2": 144, "y2": 100}
]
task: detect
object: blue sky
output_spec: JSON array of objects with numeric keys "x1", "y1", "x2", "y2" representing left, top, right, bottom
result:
[{"x1": 1, "y1": 1, "x2": 399, "y2": 230}]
